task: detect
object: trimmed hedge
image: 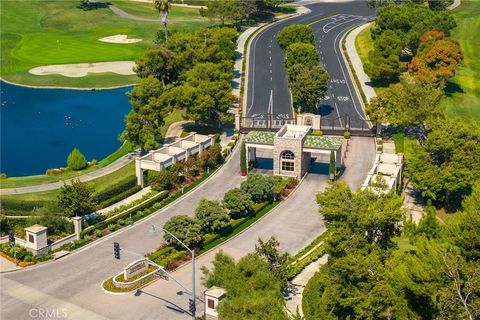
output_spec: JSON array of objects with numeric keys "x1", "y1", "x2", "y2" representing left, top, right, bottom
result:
[
  {"x1": 97, "y1": 185, "x2": 141, "y2": 209},
  {"x1": 81, "y1": 191, "x2": 169, "y2": 237},
  {"x1": 93, "y1": 176, "x2": 137, "y2": 204},
  {"x1": 0, "y1": 198, "x2": 50, "y2": 212}
]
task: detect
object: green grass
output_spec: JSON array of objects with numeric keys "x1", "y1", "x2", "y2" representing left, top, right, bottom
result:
[
  {"x1": 0, "y1": 162, "x2": 135, "y2": 204},
  {"x1": 0, "y1": 141, "x2": 133, "y2": 189},
  {"x1": 355, "y1": 23, "x2": 391, "y2": 97},
  {"x1": 0, "y1": 0, "x2": 211, "y2": 88},
  {"x1": 441, "y1": 1, "x2": 480, "y2": 120}
]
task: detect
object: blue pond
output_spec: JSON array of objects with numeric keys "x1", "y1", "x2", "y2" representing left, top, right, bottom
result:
[{"x1": 0, "y1": 81, "x2": 132, "y2": 177}]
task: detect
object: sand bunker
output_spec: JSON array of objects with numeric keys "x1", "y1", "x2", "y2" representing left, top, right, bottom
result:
[
  {"x1": 29, "y1": 61, "x2": 136, "y2": 78},
  {"x1": 99, "y1": 34, "x2": 142, "y2": 44}
]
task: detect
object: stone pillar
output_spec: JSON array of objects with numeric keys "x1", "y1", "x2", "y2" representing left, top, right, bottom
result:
[
  {"x1": 248, "y1": 147, "x2": 256, "y2": 163},
  {"x1": 24, "y1": 225, "x2": 48, "y2": 256},
  {"x1": 335, "y1": 148, "x2": 342, "y2": 169},
  {"x1": 235, "y1": 114, "x2": 241, "y2": 131},
  {"x1": 72, "y1": 217, "x2": 82, "y2": 240},
  {"x1": 135, "y1": 158, "x2": 144, "y2": 187}
]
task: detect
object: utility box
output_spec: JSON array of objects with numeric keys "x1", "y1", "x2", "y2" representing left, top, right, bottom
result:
[{"x1": 204, "y1": 286, "x2": 226, "y2": 319}]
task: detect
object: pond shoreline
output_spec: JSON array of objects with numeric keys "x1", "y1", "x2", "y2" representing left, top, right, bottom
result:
[{"x1": 0, "y1": 77, "x2": 135, "y2": 91}]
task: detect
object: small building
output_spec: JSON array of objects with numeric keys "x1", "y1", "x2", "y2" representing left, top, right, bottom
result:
[
  {"x1": 244, "y1": 124, "x2": 346, "y2": 179},
  {"x1": 204, "y1": 286, "x2": 226, "y2": 320},
  {"x1": 24, "y1": 224, "x2": 48, "y2": 256},
  {"x1": 135, "y1": 132, "x2": 214, "y2": 187},
  {"x1": 362, "y1": 148, "x2": 403, "y2": 193}
]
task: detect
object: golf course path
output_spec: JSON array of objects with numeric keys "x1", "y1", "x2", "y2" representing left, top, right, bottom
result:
[
  {"x1": 0, "y1": 153, "x2": 137, "y2": 195},
  {"x1": 100, "y1": 1, "x2": 160, "y2": 22}
]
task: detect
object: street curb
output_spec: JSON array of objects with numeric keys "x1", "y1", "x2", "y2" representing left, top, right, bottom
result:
[
  {"x1": 171, "y1": 169, "x2": 309, "y2": 274},
  {"x1": 3, "y1": 140, "x2": 243, "y2": 274}
]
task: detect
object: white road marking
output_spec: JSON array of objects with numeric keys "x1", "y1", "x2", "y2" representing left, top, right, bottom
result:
[
  {"x1": 332, "y1": 20, "x2": 366, "y2": 119},
  {"x1": 334, "y1": 102, "x2": 343, "y2": 127}
]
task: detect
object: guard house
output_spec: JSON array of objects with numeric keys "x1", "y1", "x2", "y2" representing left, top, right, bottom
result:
[
  {"x1": 244, "y1": 124, "x2": 346, "y2": 178},
  {"x1": 135, "y1": 132, "x2": 214, "y2": 187}
]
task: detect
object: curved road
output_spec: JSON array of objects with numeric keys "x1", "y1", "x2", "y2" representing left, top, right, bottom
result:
[
  {"x1": 1, "y1": 2, "x2": 376, "y2": 319},
  {"x1": 246, "y1": 1, "x2": 374, "y2": 129}
]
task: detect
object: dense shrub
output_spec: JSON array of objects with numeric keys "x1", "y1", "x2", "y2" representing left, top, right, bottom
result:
[
  {"x1": 223, "y1": 188, "x2": 254, "y2": 219},
  {"x1": 240, "y1": 173, "x2": 277, "y2": 203},
  {"x1": 277, "y1": 24, "x2": 314, "y2": 49},
  {"x1": 195, "y1": 199, "x2": 230, "y2": 234},
  {"x1": 93, "y1": 176, "x2": 137, "y2": 203},
  {"x1": 46, "y1": 167, "x2": 71, "y2": 176},
  {"x1": 67, "y1": 148, "x2": 88, "y2": 170},
  {"x1": 163, "y1": 215, "x2": 203, "y2": 249}
]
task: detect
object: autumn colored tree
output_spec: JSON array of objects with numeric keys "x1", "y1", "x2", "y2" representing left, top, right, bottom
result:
[{"x1": 408, "y1": 31, "x2": 462, "y2": 85}]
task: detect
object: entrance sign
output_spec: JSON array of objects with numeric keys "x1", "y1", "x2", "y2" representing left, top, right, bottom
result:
[{"x1": 124, "y1": 259, "x2": 148, "y2": 280}]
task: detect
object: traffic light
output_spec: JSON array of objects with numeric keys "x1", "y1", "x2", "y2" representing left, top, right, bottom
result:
[
  {"x1": 188, "y1": 298, "x2": 195, "y2": 314},
  {"x1": 8, "y1": 230, "x2": 15, "y2": 243},
  {"x1": 113, "y1": 242, "x2": 120, "y2": 259}
]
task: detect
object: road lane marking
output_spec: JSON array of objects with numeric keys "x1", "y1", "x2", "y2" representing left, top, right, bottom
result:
[
  {"x1": 332, "y1": 20, "x2": 366, "y2": 119},
  {"x1": 334, "y1": 102, "x2": 343, "y2": 127}
]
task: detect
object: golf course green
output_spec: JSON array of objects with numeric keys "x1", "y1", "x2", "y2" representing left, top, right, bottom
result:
[{"x1": 1, "y1": 0, "x2": 211, "y2": 88}]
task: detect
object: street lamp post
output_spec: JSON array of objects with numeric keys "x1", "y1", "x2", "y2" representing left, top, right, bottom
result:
[{"x1": 150, "y1": 225, "x2": 196, "y2": 320}]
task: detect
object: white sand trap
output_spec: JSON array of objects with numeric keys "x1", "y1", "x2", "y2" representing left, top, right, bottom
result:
[
  {"x1": 29, "y1": 61, "x2": 136, "y2": 78},
  {"x1": 99, "y1": 34, "x2": 142, "y2": 44}
]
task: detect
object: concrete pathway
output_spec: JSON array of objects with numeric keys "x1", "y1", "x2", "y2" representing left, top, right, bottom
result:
[
  {"x1": 0, "y1": 153, "x2": 136, "y2": 195},
  {"x1": 345, "y1": 22, "x2": 377, "y2": 103},
  {"x1": 403, "y1": 182, "x2": 426, "y2": 224},
  {"x1": 447, "y1": 0, "x2": 461, "y2": 10},
  {"x1": 285, "y1": 255, "x2": 328, "y2": 317}
]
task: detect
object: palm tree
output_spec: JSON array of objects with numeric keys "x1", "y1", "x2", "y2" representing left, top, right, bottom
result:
[{"x1": 154, "y1": 0, "x2": 170, "y2": 40}]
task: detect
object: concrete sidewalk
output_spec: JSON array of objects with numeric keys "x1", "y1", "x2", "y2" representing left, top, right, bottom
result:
[
  {"x1": 344, "y1": 22, "x2": 377, "y2": 103},
  {"x1": 0, "y1": 256, "x2": 20, "y2": 273}
]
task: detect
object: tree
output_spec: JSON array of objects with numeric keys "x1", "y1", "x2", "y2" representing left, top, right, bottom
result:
[
  {"x1": 428, "y1": 0, "x2": 452, "y2": 10},
  {"x1": 288, "y1": 64, "x2": 329, "y2": 113},
  {"x1": 121, "y1": 76, "x2": 166, "y2": 151},
  {"x1": 365, "y1": 30, "x2": 404, "y2": 82},
  {"x1": 202, "y1": 0, "x2": 243, "y2": 26},
  {"x1": 57, "y1": 179, "x2": 96, "y2": 217},
  {"x1": 154, "y1": 0, "x2": 170, "y2": 40},
  {"x1": 372, "y1": 3, "x2": 456, "y2": 53},
  {"x1": 223, "y1": 188, "x2": 254, "y2": 219},
  {"x1": 445, "y1": 180, "x2": 480, "y2": 261},
  {"x1": 149, "y1": 169, "x2": 175, "y2": 191},
  {"x1": 240, "y1": 141, "x2": 247, "y2": 174},
  {"x1": 67, "y1": 148, "x2": 87, "y2": 170},
  {"x1": 284, "y1": 43, "x2": 319, "y2": 70},
  {"x1": 194, "y1": 199, "x2": 230, "y2": 234},
  {"x1": 134, "y1": 47, "x2": 177, "y2": 86},
  {"x1": 255, "y1": 236, "x2": 290, "y2": 285},
  {"x1": 408, "y1": 31, "x2": 462, "y2": 85},
  {"x1": 240, "y1": 173, "x2": 276, "y2": 203},
  {"x1": 406, "y1": 118, "x2": 480, "y2": 208},
  {"x1": 28, "y1": 207, "x2": 74, "y2": 236},
  {"x1": 328, "y1": 150, "x2": 335, "y2": 179},
  {"x1": 202, "y1": 251, "x2": 289, "y2": 320},
  {"x1": 317, "y1": 182, "x2": 404, "y2": 253},
  {"x1": 366, "y1": 75, "x2": 444, "y2": 130},
  {"x1": 417, "y1": 200, "x2": 442, "y2": 239},
  {"x1": 163, "y1": 215, "x2": 202, "y2": 248},
  {"x1": 276, "y1": 24, "x2": 314, "y2": 49}
]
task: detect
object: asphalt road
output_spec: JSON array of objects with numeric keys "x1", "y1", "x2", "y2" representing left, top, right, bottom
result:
[{"x1": 246, "y1": 1, "x2": 374, "y2": 129}]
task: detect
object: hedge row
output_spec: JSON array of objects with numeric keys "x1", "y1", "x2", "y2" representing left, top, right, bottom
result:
[
  {"x1": 0, "y1": 198, "x2": 50, "y2": 213},
  {"x1": 97, "y1": 185, "x2": 142, "y2": 209},
  {"x1": 93, "y1": 176, "x2": 137, "y2": 204},
  {"x1": 81, "y1": 191, "x2": 169, "y2": 237}
]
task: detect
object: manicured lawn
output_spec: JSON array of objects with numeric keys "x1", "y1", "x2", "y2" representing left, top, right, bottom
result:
[
  {"x1": 0, "y1": 0, "x2": 211, "y2": 88},
  {"x1": 0, "y1": 162, "x2": 135, "y2": 204},
  {"x1": 441, "y1": 2, "x2": 480, "y2": 120},
  {"x1": 0, "y1": 141, "x2": 133, "y2": 189}
]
